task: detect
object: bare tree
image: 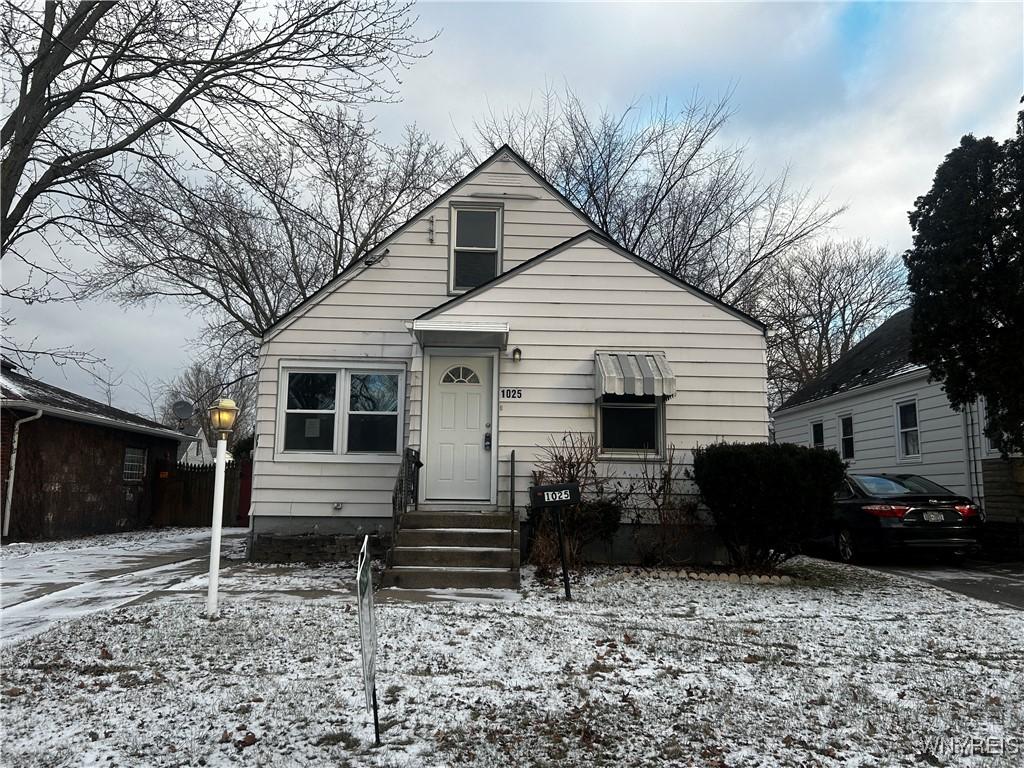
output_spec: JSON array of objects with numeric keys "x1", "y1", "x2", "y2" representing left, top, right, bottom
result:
[
  {"x1": 159, "y1": 355, "x2": 257, "y2": 448},
  {"x1": 473, "y1": 87, "x2": 842, "y2": 312},
  {"x1": 1, "y1": 0, "x2": 426, "y2": 285},
  {"x1": 763, "y1": 240, "x2": 908, "y2": 408},
  {"x1": 92, "y1": 113, "x2": 466, "y2": 353}
]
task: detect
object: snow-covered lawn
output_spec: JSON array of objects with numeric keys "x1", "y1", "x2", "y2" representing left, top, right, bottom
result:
[{"x1": 2, "y1": 560, "x2": 1023, "y2": 767}]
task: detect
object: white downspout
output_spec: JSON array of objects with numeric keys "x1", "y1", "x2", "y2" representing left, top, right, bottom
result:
[{"x1": 3, "y1": 408, "x2": 43, "y2": 538}]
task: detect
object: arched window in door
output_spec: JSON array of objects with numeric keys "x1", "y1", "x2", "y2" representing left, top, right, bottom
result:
[{"x1": 441, "y1": 365, "x2": 480, "y2": 384}]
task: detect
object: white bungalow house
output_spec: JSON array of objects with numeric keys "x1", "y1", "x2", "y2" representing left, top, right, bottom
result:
[
  {"x1": 250, "y1": 145, "x2": 769, "y2": 584},
  {"x1": 774, "y1": 308, "x2": 1023, "y2": 550}
]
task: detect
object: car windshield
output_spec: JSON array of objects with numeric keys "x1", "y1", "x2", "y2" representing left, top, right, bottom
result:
[{"x1": 851, "y1": 474, "x2": 953, "y2": 496}]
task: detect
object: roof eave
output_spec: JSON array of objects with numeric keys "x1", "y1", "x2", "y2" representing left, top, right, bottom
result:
[
  {"x1": 773, "y1": 366, "x2": 930, "y2": 416},
  {"x1": 1, "y1": 399, "x2": 193, "y2": 442}
]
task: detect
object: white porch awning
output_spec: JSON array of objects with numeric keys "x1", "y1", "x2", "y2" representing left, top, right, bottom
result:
[
  {"x1": 409, "y1": 318, "x2": 509, "y2": 349},
  {"x1": 595, "y1": 351, "x2": 676, "y2": 398}
]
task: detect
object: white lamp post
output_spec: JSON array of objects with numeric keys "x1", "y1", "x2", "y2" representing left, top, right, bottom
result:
[{"x1": 206, "y1": 397, "x2": 239, "y2": 619}]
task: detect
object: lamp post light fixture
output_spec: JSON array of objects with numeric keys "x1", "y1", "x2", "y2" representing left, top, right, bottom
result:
[{"x1": 206, "y1": 398, "x2": 239, "y2": 619}]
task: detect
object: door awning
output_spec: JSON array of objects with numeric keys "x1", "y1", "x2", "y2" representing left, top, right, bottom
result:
[
  {"x1": 409, "y1": 319, "x2": 509, "y2": 349},
  {"x1": 595, "y1": 351, "x2": 676, "y2": 398}
]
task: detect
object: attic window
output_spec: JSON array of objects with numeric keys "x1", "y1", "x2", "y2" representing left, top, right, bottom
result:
[{"x1": 450, "y1": 205, "x2": 501, "y2": 292}]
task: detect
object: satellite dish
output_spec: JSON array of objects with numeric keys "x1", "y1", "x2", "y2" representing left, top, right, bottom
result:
[{"x1": 171, "y1": 400, "x2": 195, "y2": 420}]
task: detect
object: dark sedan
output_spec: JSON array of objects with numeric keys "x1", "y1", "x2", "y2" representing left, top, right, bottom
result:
[{"x1": 831, "y1": 473, "x2": 983, "y2": 563}]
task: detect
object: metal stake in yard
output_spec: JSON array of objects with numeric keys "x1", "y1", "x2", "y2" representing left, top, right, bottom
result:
[
  {"x1": 529, "y1": 482, "x2": 581, "y2": 602},
  {"x1": 553, "y1": 508, "x2": 572, "y2": 601},
  {"x1": 206, "y1": 398, "x2": 239, "y2": 620}
]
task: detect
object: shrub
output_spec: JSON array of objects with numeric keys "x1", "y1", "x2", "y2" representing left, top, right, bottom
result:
[
  {"x1": 626, "y1": 446, "x2": 701, "y2": 565},
  {"x1": 527, "y1": 432, "x2": 628, "y2": 571},
  {"x1": 690, "y1": 442, "x2": 844, "y2": 570}
]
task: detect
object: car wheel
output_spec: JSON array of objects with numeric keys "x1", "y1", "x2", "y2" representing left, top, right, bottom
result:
[{"x1": 836, "y1": 528, "x2": 856, "y2": 564}]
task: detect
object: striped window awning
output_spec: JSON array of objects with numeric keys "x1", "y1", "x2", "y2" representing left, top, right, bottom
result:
[{"x1": 594, "y1": 351, "x2": 676, "y2": 399}]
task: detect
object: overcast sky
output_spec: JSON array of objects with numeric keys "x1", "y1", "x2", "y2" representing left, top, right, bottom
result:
[{"x1": 8, "y1": 0, "x2": 1022, "y2": 416}]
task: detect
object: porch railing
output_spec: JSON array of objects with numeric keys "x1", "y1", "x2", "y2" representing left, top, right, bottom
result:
[
  {"x1": 509, "y1": 449, "x2": 517, "y2": 552},
  {"x1": 391, "y1": 446, "x2": 421, "y2": 546}
]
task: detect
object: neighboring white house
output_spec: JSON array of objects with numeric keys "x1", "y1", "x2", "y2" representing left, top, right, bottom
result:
[
  {"x1": 774, "y1": 309, "x2": 1023, "y2": 526},
  {"x1": 250, "y1": 145, "x2": 769, "y2": 541},
  {"x1": 176, "y1": 426, "x2": 215, "y2": 465}
]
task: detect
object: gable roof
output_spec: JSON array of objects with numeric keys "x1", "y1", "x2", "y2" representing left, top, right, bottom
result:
[
  {"x1": 263, "y1": 143, "x2": 608, "y2": 338},
  {"x1": 415, "y1": 230, "x2": 766, "y2": 332},
  {"x1": 1, "y1": 367, "x2": 187, "y2": 441},
  {"x1": 775, "y1": 308, "x2": 922, "y2": 412}
]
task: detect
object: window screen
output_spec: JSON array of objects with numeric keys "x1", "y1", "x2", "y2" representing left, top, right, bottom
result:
[
  {"x1": 811, "y1": 422, "x2": 824, "y2": 449},
  {"x1": 284, "y1": 372, "x2": 336, "y2": 451},
  {"x1": 600, "y1": 394, "x2": 659, "y2": 452},
  {"x1": 840, "y1": 415, "x2": 855, "y2": 460},
  {"x1": 347, "y1": 373, "x2": 399, "y2": 453},
  {"x1": 452, "y1": 208, "x2": 499, "y2": 291},
  {"x1": 897, "y1": 401, "x2": 920, "y2": 458}
]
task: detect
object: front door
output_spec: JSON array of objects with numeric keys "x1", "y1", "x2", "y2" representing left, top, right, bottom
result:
[{"x1": 425, "y1": 355, "x2": 493, "y2": 501}]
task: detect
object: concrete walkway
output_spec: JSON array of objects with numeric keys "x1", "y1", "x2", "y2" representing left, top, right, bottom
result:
[{"x1": 1, "y1": 528, "x2": 247, "y2": 645}]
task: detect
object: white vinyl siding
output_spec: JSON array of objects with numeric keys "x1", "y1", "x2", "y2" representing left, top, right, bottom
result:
[
  {"x1": 252, "y1": 152, "x2": 592, "y2": 521},
  {"x1": 774, "y1": 372, "x2": 983, "y2": 503},
  {"x1": 428, "y1": 238, "x2": 768, "y2": 510}
]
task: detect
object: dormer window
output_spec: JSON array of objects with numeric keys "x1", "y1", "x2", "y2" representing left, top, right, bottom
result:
[{"x1": 450, "y1": 204, "x2": 501, "y2": 292}]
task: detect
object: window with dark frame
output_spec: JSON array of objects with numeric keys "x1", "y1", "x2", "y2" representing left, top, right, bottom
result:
[
  {"x1": 123, "y1": 447, "x2": 147, "y2": 482},
  {"x1": 599, "y1": 394, "x2": 660, "y2": 453},
  {"x1": 811, "y1": 421, "x2": 824, "y2": 449},
  {"x1": 840, "y1": 415, "x2": 855, "y2": 460},
  {"x1": 284, "y1": 372, "x2": 336, "y2": 452},
  {"x1": 896, "y1": 400, "x2": 920, "y2": 458},
  {"x1": 347, "y1": 373, "x2": 400, "y2": 453},
  {"x1": 451, "y1": 207, "x2": 499, "y2": 291}
]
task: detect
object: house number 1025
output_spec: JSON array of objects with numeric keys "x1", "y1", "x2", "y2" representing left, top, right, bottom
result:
[
  {"x1": 543, "y1": 490, "x2": 571, "y2": 502},
  {"x1": 500, "y1": 388, "x2": 523, "y2": 399}
]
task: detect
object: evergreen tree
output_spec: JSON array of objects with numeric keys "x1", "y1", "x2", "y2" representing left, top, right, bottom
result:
[{"x1": 905, "y1": 111, "x2": 1024, "y2": 454}]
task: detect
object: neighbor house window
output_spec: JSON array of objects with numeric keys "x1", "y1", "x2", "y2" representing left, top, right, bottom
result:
[
  {"x1": 347, "y1": 372, "x2": 400, "y2": 453},
  {"x1": 284, "y1": 371, "x2": 337, "y2": 452},
  {"x1": 280, "y1": 366, "x2": 404, "y2": 456},
  {"x1": 450, "y1": 206, "x2": 500, "y2": 292},
  {"x1": 811, "y1": 421, "x2": 824, "y2": 449},
  {"x1": 599, "y1": 394, "x2": 660, "y2": 454},
  {"x1": 839, "y1": 415, "x2": 855, "y2": 460},
  {"x1": 123, "y1": 447, "x2": 147, "y2": 482},
  {"x1": 896, "y1": 400, "x2": 920, "y2": 459}
]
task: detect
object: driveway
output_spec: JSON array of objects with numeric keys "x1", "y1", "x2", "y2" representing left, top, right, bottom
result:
[
  {"x1": 870, "y1": 559, "x2": 1024, "y2": 610},
  {"x1": 1, "y1": 528, "x2": 247, "y2": 645}
]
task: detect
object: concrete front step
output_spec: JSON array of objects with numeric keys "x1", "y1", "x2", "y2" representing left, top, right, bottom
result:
[
  {"x1": 397, "y1": 528, "x2": 518, "y2": 549},
  {"x1": 391, "y1": 545, "x2": 518, "y2": 569},
  {"x1": 401, "y1": 511, "x2": 513, "y2": 530},
  {"x1": 381, "y1": 566, "x2": 520, "y2": 590}
]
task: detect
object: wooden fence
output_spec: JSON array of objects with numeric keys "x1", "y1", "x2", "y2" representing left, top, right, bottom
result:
[{"x1": 152, "y1": 459, "x2": 251, "y2": 527}]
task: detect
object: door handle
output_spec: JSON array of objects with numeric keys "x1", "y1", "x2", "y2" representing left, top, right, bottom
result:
[{"x1": 483, "y1": 432, "x2": 492, "y2": 451}]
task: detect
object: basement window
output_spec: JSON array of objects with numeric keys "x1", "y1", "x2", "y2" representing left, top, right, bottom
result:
[
  {"x1": 450, "y1": 205, "x2": 501, "y2": 292},
  {"x1": 123, "y1": 447, "x2": 147, "y2": 483}
]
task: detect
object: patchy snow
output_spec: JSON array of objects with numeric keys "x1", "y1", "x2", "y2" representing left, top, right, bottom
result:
[
  {"x1": 1, "y1": 527, "x2": 245, "y2": 561},
  {"x1": 2, "y1": 528, "x2": 247, "y2": 646},
  {"x1": 2, "y1": 559, "x2": 1022, "y2": 765}
]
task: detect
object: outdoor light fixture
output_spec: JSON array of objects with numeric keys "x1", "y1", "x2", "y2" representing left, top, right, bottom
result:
[
  {"x1": 208, "y1": 398, "x2": 239, "y2": 435},
  {"x1": 205, "y1": 397, "x2": 238, "y2": 619},
  {"x1": 512, "y1": 347, "x2": 522, "y2": 363}
]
